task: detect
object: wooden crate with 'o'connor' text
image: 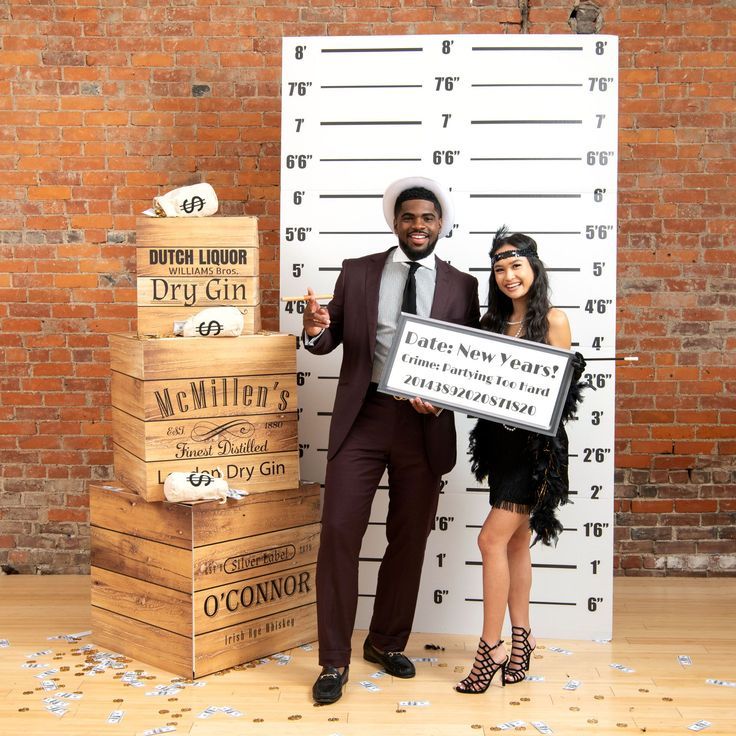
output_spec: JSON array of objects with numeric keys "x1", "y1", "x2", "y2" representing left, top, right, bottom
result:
[
  {"x1": 90, "y1": 481, "x2": 320, "y2": 678},
  {"x1": 136, "y1": 216, "x2": 261, "y2": 337},
  {"x1": 110, "y1": 332, "x2": 299, "y2": 501}
]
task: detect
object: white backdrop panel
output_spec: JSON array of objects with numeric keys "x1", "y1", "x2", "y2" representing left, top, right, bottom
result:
[{"x1": 280, "y1": 34, "x2": 617, "y2": 640}]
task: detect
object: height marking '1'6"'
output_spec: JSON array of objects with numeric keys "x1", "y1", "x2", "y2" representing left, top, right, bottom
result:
[
  {"x1": 433, "y1": 515, "x2": 455, "y2": 531},
  {"x1": 584, "y1": 521, "x2": 609, "y2": 537}
]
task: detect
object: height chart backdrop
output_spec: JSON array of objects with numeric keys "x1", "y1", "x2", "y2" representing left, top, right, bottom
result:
[{"x1": 280, "y1": 35, "x2": 617, "y2": 639}]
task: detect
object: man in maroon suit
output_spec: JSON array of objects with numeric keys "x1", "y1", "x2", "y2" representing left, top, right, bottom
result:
[{"x1": 303, "y1": 177, "x2": 480, "y2": 704}]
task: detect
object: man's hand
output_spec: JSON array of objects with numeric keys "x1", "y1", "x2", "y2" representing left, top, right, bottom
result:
[
  {"x1": 409, "y1": 396, "x2": 441, "y2": 416},
  {"x1": 303, "y1": 287, "x2": 331, "y2": 337}
]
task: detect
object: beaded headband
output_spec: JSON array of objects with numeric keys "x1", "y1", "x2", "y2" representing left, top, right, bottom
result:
[{"x1": 490, "y1": 246, "x2": 536, "y2": 266}]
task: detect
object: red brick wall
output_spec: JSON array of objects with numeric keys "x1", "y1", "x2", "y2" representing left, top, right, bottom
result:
[{"x1": 0, "y1": 1, "x2": 733, "y2": 574}]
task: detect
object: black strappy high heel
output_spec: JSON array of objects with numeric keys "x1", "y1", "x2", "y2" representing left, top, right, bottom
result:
[
  {"x1": 455, "y1": 638, "x2": 508, "y2": 693},
  {"x1": 504, "y1": 626, "x2": 536, "y2": 684}
]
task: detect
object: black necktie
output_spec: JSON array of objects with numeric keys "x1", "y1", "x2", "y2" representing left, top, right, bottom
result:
[{"x1": 401, "y1": 262, "x2": 420, "y2": 315}]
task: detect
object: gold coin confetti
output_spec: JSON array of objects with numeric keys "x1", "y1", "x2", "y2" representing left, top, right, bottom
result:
[
  {"x1": 269, "y1": 685, "x2": 280, "y2": 690},
  {"x1": 510, "y1": 700, "x2": 521, "y2": 705},
  {"x1": 22, "y1": 691, "x2": 33, "y2": 695},
  {"x1": 18, "y1": 707, "x2": 30, "y2": 712},
  {"x1": 616, "y1": 723, "x2": 628, "y2": 728},
  {"x1": 167, "y1": 697, "x2": 178, "y2": 702},
  {"x1": 471, "y1": 726, "x2": 483, "y2": 731},
  {"x1": 594, "y1": 694, "x2": 605, "y2": 700},
  {"x1": 328, "y1": 717, "x2": 340, "y2": 722},
  {"x1": 396, "y1": 709, "x2": 406, "y2": 713},
  {"x1": 588, "y1": 719, "x2": 598, "y2": 724},
  {"x1": 181, "y1": 707, "x2": 191, "y2": 712},
  {"x1": 662, "y1": 697, "x2": 673, "y2": 702},
  {"x1": 521, "y1": 696, "x2": 531, "y2": 701},
  {"x1": 570, "y1": 706, "x2": 580, "y2": 711},
  {"x1": 253, "y1": 718, "x2": 264, "y2": 722},
  {"x1": 638, "y1": 688, "x2": 649, "y2": 693},
  {"x1": 171, "y1": 713, "x2": 182, "y2": 719},
  {"x1": 288, "y1": 715, "x2": 302, "y2": 720},
  {"x1": 158, "y1": 709, "x2": 169, "y2": 714},
  {"x1": 113, "y1": 698, "x2": 123, "y2": 703}
]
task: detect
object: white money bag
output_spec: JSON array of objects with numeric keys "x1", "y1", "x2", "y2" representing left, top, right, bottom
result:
[
  {"x1": 163, "y1": 472, "x2": 229, "y2": 503},
  {"x1": 148, "y1": 182, "x2": 218, "y2": 217},
  {"x1": 173, "y1": 306, "x2": 245, "y2": 337}
]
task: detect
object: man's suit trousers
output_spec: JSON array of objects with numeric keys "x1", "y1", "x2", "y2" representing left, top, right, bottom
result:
[{"x1": 316, "y1": 387, "x2": 442, "y2": 667}]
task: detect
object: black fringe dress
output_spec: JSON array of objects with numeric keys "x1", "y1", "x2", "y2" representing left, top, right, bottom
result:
[{"x1": 468, "y1": 352, "x2": 587, "y2": 546}]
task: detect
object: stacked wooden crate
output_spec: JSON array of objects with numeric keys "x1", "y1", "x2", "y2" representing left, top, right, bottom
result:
[{"x1": 91, "y1": 217, "x2": 318, "y2": 678}]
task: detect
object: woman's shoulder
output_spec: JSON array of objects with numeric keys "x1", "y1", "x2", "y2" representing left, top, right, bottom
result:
[
  {"x1": 546, "y1": 307, "x2": 569, "y2": 328},
  {"x1": 546, "y1": 308, "x2": 571, "y2": 349}
]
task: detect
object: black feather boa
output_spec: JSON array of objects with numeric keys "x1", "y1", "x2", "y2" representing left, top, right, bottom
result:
[{"x1": 469, "y1": 352, "x2": 587, "y2": 546}]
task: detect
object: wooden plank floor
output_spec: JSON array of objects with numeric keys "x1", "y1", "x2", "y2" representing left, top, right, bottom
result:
[{"x1": 1, "y1": 575, "x2": 734, "y2": 735}]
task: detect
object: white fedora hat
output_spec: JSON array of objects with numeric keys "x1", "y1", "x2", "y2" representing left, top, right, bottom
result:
[{"x1": 383, "y1": 176, "x2": 454, "y2": 238}]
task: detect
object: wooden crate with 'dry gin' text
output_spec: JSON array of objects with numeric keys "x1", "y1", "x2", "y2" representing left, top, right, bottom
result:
[
  {"x1": 90, "y1": 481, "x2": 320, "y2": 678},
  {"x1": 136, "y1": 216, "x2": 261, "y2": 337},
  {"x1": 109, "y1": 332, "x2": 299, "y2": 501}
]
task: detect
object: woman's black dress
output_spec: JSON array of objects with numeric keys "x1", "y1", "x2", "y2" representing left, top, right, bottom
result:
[{"x1": 469, "y1": 352, "x2": 587, "y2": 546}]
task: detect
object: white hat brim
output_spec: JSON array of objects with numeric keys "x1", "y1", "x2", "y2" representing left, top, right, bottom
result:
[{"x1": 383, "y1": 176, "x2": 454, "y2": 238}]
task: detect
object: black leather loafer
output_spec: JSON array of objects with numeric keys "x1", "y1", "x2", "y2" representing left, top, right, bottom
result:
[
  {"x1": 363, "y1": 637, "x2": 416, "y2": 678},
  {"x1": 312, "y1": 665, "x2": 349, "y2": 704}
]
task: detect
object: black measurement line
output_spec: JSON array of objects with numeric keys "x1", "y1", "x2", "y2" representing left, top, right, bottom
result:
[
  {"x1": 468, "y1": 230, "x2": 581, "y2": 235},
  {"x1": 472, "y1": 46, "x2": 583, "y2": 52},
  {"x1": 359, "y1": 557, "x2": 383, "y2": 562},
  {"x1": 556, "y1": 304, "x2": 580, "y2": 309},
  {"x1": 317, "y1": 411, "x2": 333, "y2": 417},
  {"x1": 471, "y1": 194, "x2": 582, "y2": 199},
  {"x1": 465, "y1": 561, "x2": 578, "y2": 570},
  {"x1": 320, "y1": 157, "x2": 422, "y2": 162},
  {"x1": 472, "y1": 82, "x2": 582, "y2": 88},
  {"x1": 322, "y1": 47, "x2": 423, "y2": 53},
  {"x1": 470, "y1": 157, "x2": 581, "y2": 161},
  {"x1": 317, "y1": 375, "x2": 338, "y2": 380},
  {"x1": 321, "y1": 120, "x2": 422, "y2": 126},
  {"x1": 464, "y1": 598, "x2": 577, "y2": 606},
  {"x1": 471, "y1": 119, "x2": 583, "y2": 125},
  {"x1": 322, "y1": 84, "x2": 422, "y2": 89},
  {"x1": 320, "y1": 194, "x2": 382, "y2": 199},
  {"x1": 586, "y1": 356, "x2": 617, "y2": 361},
  {"x1": 318, "y1": 267, "x2": 341, "y2": 272},
  {"x1": 319, "y1": 230, "x2": 391, "y2": 235},
  {"x1": 530, "y1": 600, "x2": 577, "y2": 606},
  {"x1": 470, "y1": 266, "x2": 582, "y2": 273}
]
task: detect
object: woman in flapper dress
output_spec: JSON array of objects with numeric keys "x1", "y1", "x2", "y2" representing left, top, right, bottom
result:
[{"x1": 455, "y1": 227, "x2": 586, "y2": 693}]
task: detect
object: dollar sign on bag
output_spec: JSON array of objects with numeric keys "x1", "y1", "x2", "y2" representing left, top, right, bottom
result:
[
  {"x1": 197, "y1": 320, "x2": 222, "y2": 336},
  {"x1": 187, "y1": 473, "x2": 212, "y2": 487},
  {"x1": 181, "y1": 195, "x2": 205, "y2": 214}
]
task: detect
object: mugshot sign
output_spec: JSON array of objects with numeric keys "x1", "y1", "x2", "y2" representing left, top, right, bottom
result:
[{"x1": 379, "y1": 315, "x2": 575, "y2": 435}]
